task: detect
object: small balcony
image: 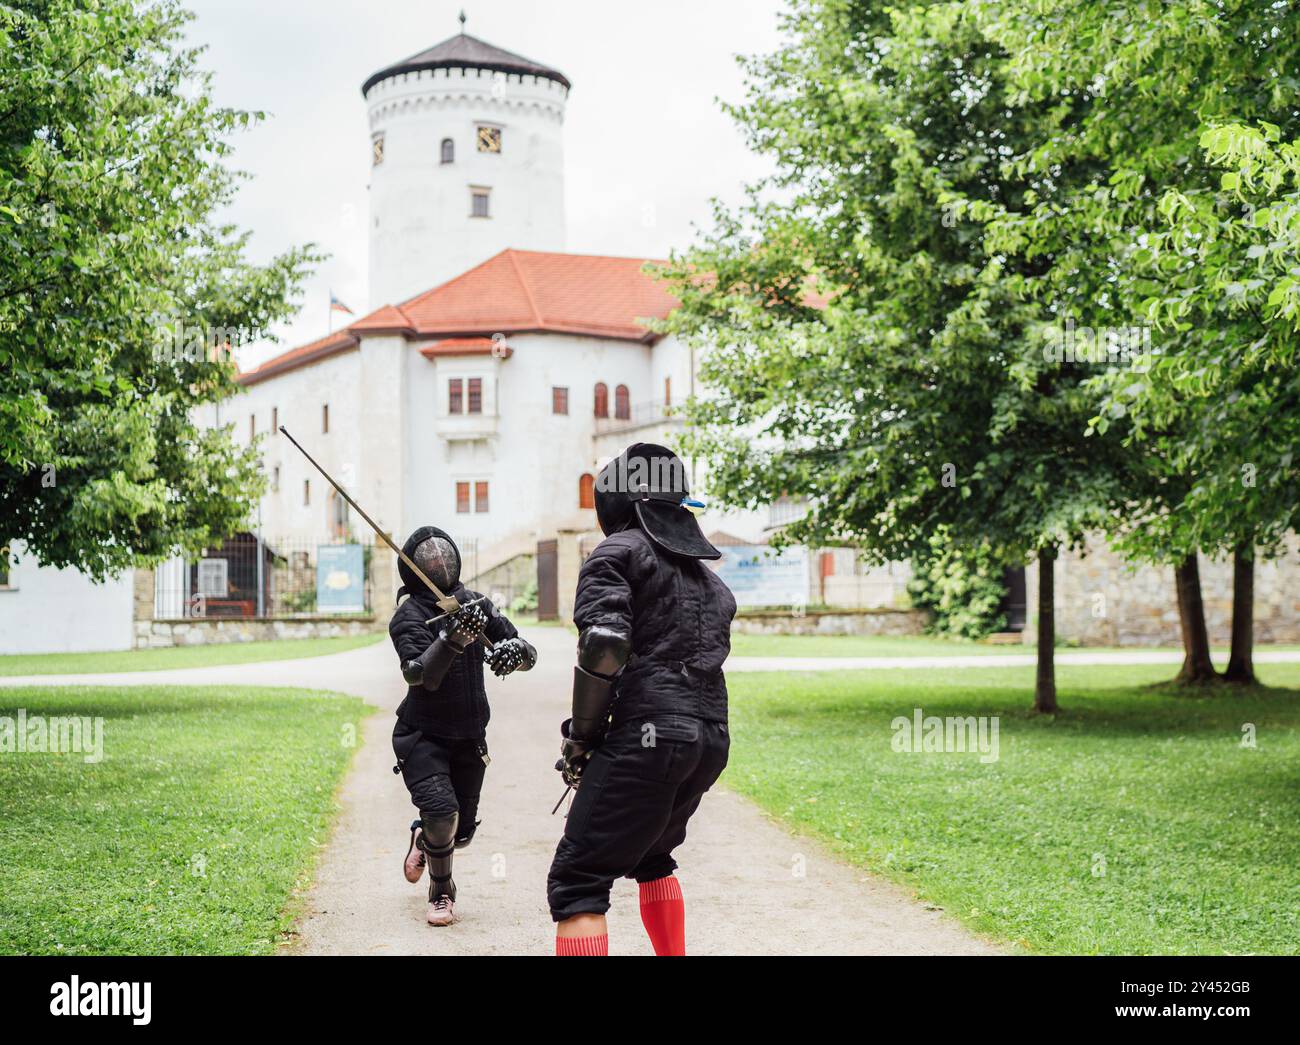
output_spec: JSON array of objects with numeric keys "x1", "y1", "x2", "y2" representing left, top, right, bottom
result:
[
  {"x1": 594, "y1": 400, "x2": 683, "y2": 437},
  {"x1": 436, "y1": 412, "x2": 498, "y2": 442}
]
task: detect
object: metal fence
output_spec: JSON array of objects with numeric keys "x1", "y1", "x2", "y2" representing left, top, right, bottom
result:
[{"x1": 152, "y1": 534, "x2": 376, "y2": 620}]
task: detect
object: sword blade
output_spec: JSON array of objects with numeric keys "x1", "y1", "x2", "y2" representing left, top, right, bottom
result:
[{"x1": 278, "y1": 428, "x2": 493, "y2": 649}]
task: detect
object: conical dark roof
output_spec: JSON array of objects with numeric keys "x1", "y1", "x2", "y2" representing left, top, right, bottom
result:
[{"x1": 362, "y1": 31, "x2": 570, "y2": 95}]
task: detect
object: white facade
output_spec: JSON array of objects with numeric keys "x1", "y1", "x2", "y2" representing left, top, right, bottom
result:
[
  {"x1": 366, "y1": 67, "x2": 567, "y2": 307},
  {"x1": 0, "y1": 545, "x2": 134, "y2": 654},
  {"x1": 223, "y1": 320, "x2": 773, "y2": 570}
]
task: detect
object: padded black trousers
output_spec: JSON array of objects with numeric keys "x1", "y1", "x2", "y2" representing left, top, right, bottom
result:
[
  {"x1": 547, "y1": 714, "x2": 729, "y2": 921},
  {"x1": 392, "y1": 720, "x2": 487, "y2": 844}
]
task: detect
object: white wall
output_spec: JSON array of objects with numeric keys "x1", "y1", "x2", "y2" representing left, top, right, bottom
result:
[
  {"x1": 0, "y1": 545, "x2": 133, "y2": 654},
  {"x1": 366, "y1": 67, "x2": 567, "y2": 306},
  {"x1": 216, "y1": 350, "x2": 366, "y2": 545},
  {"x1": 404, "y1": 331, "x2": 656, "y2": 551}
]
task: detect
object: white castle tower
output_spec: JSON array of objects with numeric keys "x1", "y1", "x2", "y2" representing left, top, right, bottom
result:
[{"x1": 362, "y1": 15, "x2": 570, "y2": 308}]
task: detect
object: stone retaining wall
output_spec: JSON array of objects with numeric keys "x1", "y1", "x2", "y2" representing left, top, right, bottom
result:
[
  {"x1": 733, "y1": 607, "x2": 929, "y2": 637},
  {"x1": 134, "y1": 615, "x2": 380, "y2": 648},
  {"x1": 1026, "y1": 536, "x2": 1300, "y2": 646}
]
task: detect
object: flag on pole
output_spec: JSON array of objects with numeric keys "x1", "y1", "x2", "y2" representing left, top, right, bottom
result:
[{"x1": 329, "y1": 291, "x2": 354, "y2": 315}]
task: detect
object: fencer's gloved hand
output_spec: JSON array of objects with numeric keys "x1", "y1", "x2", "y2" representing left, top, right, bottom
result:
[
  {"x1": 485, "y1": 637, "x2": 536, "y2": 678},
  {"x1": 557, "y1": 719, "x2": 593, "y2": 788},
  {"x1": 442, "y1": 601, "x2": 488, "y2": 652}
]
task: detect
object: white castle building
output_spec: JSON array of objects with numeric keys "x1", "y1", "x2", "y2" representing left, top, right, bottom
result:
[{"x1": 212, "y1": 26, "x2": 763, "y2": 582}]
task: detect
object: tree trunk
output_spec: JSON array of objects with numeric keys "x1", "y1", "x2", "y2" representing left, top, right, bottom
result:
[
  {"x1": 1174, "y1": 552, "x2": 1217, "y2": 684},
  {"x1": 1033, "y1": 545, "x2": 1057, "y2": 713},
  {"x1": 1223, "y1": 545, "x2": 1256, "y2": 685}
]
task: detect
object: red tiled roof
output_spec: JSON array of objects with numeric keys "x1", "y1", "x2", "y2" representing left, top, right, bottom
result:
[
  {"x1": 237, "y1": 250, "x2": 679, "y2": 385},
  {"x1": 237, "y1": 329, "x2": 358, "y2": 386},
  {"x1": 418, "y1": 337, "x2": 510, "y2": 359},
  {"x1": 349, "y1": 303, "x2": 414, "y2": 333},
  {"x1": 400, "y1": 249, "x2": 677, "y2": 341}
]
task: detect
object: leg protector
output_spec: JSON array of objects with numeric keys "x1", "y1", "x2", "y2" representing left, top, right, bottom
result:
[{"x1": 419, "y1": 810, "x2": 458, "y2": 898}]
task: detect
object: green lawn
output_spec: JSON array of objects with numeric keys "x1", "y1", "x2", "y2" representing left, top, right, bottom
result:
[
  {"x1": 0, "y1": 685, "x2": 372, "y2": 955},
  {"x1": 0, "y1": 632, "x2": 383, "y2": 676},
  {"x1": 729, "y1": 633, "x2": 1023, "y2": 658},
  {"x1": 727, "y1": 632, "x2": 1298, "y2": 658},
  {"x1": 724, "y1": 661, "x2": 1300, "y2": 954}
]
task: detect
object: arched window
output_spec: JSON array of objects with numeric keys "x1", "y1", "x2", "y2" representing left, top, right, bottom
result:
[
  {"x1": 593, "y1": 382, "x2": 609, "y2": 419},
  {"x1": 440, "y1": 138, "x2": 454, "y2": 164},
  {"x1": 614, "y1": 384, "x2": 630, "y2": 421},
  {"x1": 578, "y1": 473, "x2": 595, "y2": 510}
]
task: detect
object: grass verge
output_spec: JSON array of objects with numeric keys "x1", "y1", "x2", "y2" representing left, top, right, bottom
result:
[
  {"x1": 724, "y1": 660, "x2": 1300, "y2": 954},
  {"x1": 0, "y1": 685, "x2": 372, "y2": 954},
  {"x1": 0, "y1": 632, "x2": 383, "y2": 676}
]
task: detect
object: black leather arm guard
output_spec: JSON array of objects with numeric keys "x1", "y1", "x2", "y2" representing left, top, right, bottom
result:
[
  {"x1": 569, "y1": 624, "x2": 630, "y2": 738},
  {"x1": 401, "y1": 634, "x2": 459, "y2": 692},
  {"x1": 556, "y1": 625, "x2": 631, "y2": 787}
]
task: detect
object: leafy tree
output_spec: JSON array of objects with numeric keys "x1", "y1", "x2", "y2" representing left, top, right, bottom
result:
[
  {"x1": 0, "y1": 0, "x2": 319, "y2": 580},
  {"x1": 1115, "y1": 124, "x2": 1300, "y2": 684},
  {"x1": 660, "y1": 0, "x2": 1134, "y2": 711},
  {"x1": 970, "y1": 0, "x2": 1300, "y2": 683},
  {"x1": 906, "y1": 531, "x2": 1007, "y2": 640}
]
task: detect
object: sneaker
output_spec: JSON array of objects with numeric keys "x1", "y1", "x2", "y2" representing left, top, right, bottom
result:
[
  {"x1": 403, "y1": 820, "x2": 426, "y2": 884},
  {"x1": 427, "y1": 892, "x2": 456, "y2": 927}
]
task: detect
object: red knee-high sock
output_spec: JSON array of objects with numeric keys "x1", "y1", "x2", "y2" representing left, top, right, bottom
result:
[
  {"x1": 555, "y1": 934, "x2": 608, "y2": 956},
  {"x1": 639, "y1": 876, "x2": 686, "y2": 956}
]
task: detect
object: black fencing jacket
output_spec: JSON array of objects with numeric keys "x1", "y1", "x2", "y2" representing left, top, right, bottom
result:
[
  {"x1": 574, "y1": 527, "x2": 737, "y2": 725},
  {"x1": 390, "y1": 585, "x2": 519, "y2": 740}
]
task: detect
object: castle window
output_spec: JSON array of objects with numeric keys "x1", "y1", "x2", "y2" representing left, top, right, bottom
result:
[
  {"x1": 593, "y1": 382, "x2": 608, "y2": 419},
  {"x1": 470, "y1": 188, "x2": 491, "y2": 218},
  {"x1": 475, "y1": 481, "x2": 490, "y2": 513},
  {"x1": 372, "y1": 134, "x2": 384, "y2": 166},
  {"x1": 249, "y1": 413, "x2": 256, "y2": 441},
  {"x1": 272, "y1": 466, "x2": 280, "y2": 493},
  {"x1": 615, "y1": 384, "x2": 630, "y2": 420},
  {"x1": 467, "y1": 377, "x2": 482, "y2": 414},
  {"x1": 664, "y1": 376, "x2": 672, "y2": 406},
  {"x1": 448, "y1": 378, "x2": 463, "y2": 414},
  {"x1": 328, "y1": 490, "x2": 349, "y2": 538},
  {"x1": 552, "y1": 387, "x2": 569, "y2": 415},
  {"x1": 271, "y1": 406, "x2": 278, "y2": 433},
  {"x1": 578, "y1": 473, "x2": 595, "y2": 510},
  {"x1": 441, "y1": 137, "x2": 454, "y2": 164},
  {"x1": 303, "y1": 479, "x2": 311, "y2": 506},
  {"x1": 322, "y1": 403, "x2": 329, "y2": 434},
  {"x1": 456, "y1": 481, "x2": 470, "y2": 513},
  {"x1": 476, "y1": 126, "x2": 501, "y2": 153}
]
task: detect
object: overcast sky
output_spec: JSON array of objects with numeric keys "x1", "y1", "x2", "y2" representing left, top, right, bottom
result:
[{"x1": 185, "y1": 0, "x2": 787, "y2": 368}]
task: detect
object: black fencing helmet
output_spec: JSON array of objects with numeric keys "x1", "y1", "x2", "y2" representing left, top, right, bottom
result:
[
  {"x1": 398, "y1": 525, "x2": 462, "y2": 602},
  {"x1": 594, "y1": 443, "x2": 719, "y2": 560}
]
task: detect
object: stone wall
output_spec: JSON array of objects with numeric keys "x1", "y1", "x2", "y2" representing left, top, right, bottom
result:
[
  {"x1": 733, "y1": 607, "x2": 928, "y2": 637},
  {"x1": 134, "y1": 615, "x2": 379, "y2": 649},
  {"x1": 1025, "y1": 535, "x2": 1300, "y2": 646}
]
